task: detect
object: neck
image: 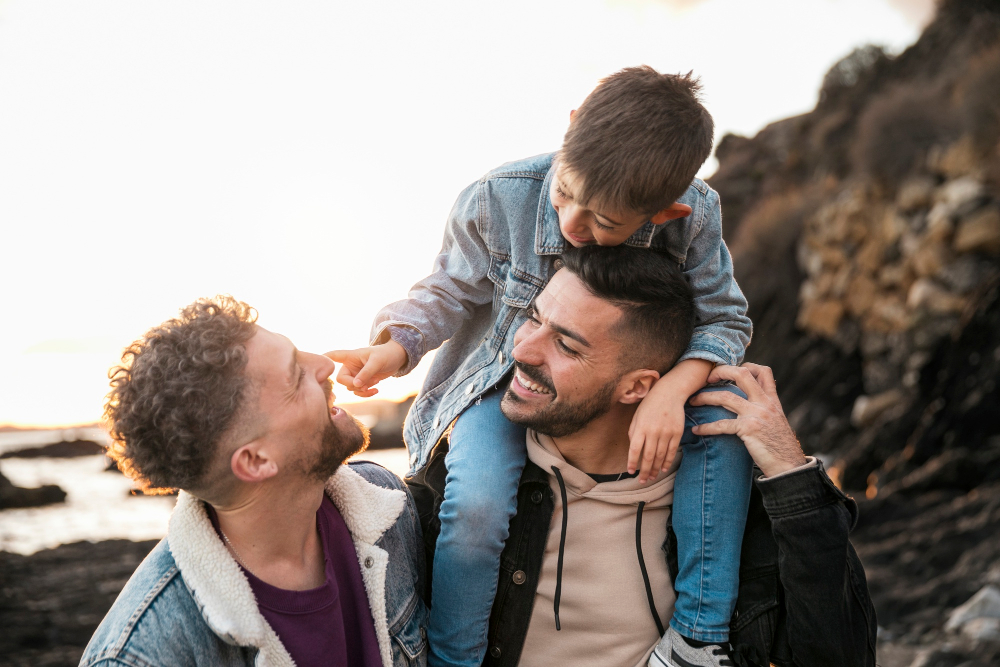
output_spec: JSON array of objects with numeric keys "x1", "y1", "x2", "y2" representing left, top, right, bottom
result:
[
  {"x1": 550, "y1": 405, "x2": 635, "y2": 475},
  {"x1": 213, "y1": 477, "x2": 328, "y2": 591}
]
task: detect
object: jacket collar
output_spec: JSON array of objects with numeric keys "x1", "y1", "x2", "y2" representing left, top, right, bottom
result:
[
  {"x1": 167, "y1": 464, "x2": 406, "y2": 667},
  {"x1": 533, "y1": 156, "x2": 659, "y2": 256}
]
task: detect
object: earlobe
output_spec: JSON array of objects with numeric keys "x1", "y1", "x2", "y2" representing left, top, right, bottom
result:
[{"x1": 649, "y1": 203, "x2": 693, "y2": 226}]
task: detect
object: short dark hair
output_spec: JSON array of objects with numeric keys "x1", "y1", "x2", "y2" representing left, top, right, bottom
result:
[
  {"x1": 104, "y1": 296, "x2": 258, "y2": 494},
  {"x1": 560, "y1": 245, "x2": 694, "y2": 374},
  {"x1": 560, "y1": 66, "x2": 714, "y2": 215}
]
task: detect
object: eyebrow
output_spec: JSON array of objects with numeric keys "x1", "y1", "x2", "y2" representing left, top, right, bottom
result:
[
  {"x1": 531, "y1": 299, "x2": 591, "y2": 348},
  {"x1": 557, "y1": 177, "x2": 625, "y2": 228}
]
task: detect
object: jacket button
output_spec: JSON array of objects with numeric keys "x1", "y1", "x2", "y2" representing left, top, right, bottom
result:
[
  {"x1": 364, "y1": 556, "x2": 374, "y2": 568},
  {"x1": 466, "y1": 384, "x2": 475, "y2": 395},
  {"x1": 512, "y1": 570, "x2": 526, "y2": 585},
  {"x1": 530, "y1": 491, "x2": 543, "y2": 504},
  {"x1": 420, "y1": 626, "x2": 427, "y2": 639},
  {"x1": 433, "y1": 416, "x2": 440, "y2": 429},
  {"x1": 490, "y1": 646, "x2": 502, "y2": 659},
  {"x1": 498, "y1": 350, "x2": 504, "y2": 366}
]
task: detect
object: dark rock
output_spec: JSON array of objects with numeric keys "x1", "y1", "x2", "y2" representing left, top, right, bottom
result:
[
  {"x1": 0, "y1": 467, "x2": 66, "y2": 509},
  {"x1": 0, "y1": 540, "x2": 157, "y2": 667},
  {"x1": 0, "y1": 440, "x2": 106, "y2": 459}
]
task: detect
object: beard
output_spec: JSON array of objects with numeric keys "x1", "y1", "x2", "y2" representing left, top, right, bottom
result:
[
  {"x1": 304, "y1": 410, "x2": 370, "y2": 481},
  {"x1": 500, "y1": 364, "x2": 619, "y2": 437}
]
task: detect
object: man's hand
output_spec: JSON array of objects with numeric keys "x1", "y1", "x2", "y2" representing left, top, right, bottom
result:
[
  {"x1": 688, "y1": 363, "x2": 807, "y2": 477},
  {"x1": 325, "y1": 341, "x2": 408, "y2": 398},
  {"x1": 627, "y1": 384, "x2": 686, "y2": 484}
]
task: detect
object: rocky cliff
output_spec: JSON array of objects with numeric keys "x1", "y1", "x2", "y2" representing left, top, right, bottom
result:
[{"x1": 711, "y1": 0, "x2": 1000, "y2": 662}]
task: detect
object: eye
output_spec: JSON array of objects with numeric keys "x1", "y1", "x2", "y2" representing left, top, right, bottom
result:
[
  {"x1": 557, "y1": 339, "x2": 578, "y2": 356},
  {"x1": 593, "y1": 218, "x2": 615, "y2": 232},
  {"x1": 555, "y1": 185, "x2": 572, "y2": 201},
  {"x1": 525, "y1": 306, "x2": 540, "y2": 324}
]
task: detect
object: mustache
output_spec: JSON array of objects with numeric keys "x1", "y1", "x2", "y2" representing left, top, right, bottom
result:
[
  {"x1": 513, "y1": 362, "x2": 555, "y2": 395},
  {"x1": 323, "y1": 378, "x2": 333, "y2": 403}
]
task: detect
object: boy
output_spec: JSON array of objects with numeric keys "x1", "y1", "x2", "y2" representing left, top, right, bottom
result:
[{"x1": 331, "y1": 66, "x2": 753, "y2": 667}]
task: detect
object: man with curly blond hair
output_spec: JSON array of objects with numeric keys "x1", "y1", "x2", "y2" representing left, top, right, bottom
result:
[{"x1": 81, "y1": 296, "x2": 428, "y2": 667}]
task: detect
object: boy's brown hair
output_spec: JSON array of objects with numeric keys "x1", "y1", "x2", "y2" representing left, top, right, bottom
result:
[{"x1": 560, "y1": 66, "x2": 714, "y2": 215}]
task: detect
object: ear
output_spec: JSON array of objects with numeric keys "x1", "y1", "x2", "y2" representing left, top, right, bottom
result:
[
  {"x1": 569, "y1": 109, "x2": 576, "y2": 122},
  {"x1": 649, "y1": 202, "x2": 693, "y2": 226},
  {"x1": 616, "y1": 369, "x2": 661, "y2": 405},
  {"x1": 230, "y1": 444, "x2": 278, "y2": 483}
]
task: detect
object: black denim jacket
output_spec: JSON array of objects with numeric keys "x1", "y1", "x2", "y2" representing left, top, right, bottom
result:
[{"x1": 407, "y1": 439, "x2": 877, "y2": 667}]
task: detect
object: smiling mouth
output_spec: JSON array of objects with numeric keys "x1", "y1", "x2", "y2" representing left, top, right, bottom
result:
[{"x1": 514, "y1": 368, "x2": 552, "y2": 395}]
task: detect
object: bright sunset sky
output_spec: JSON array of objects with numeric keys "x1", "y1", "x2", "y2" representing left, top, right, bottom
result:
[{"x1": 0, "y1": 0, "x2": 932, "y2": 427}]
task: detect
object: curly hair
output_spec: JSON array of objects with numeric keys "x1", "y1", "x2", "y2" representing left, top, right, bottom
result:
[{"x1": 104, "y1": 296, "x2": 258, "y2": 494}]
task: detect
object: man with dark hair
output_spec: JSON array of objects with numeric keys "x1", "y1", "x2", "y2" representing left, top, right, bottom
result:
[
  {"x1": 332, "y1": 66, "x2": 753, "y2": 666},
  {"x1": 408, "y1": 246, "x2": 876, "y2": 667},
  {"x1": 82, "y1": 297, "x2": 428, "y2": 667}
]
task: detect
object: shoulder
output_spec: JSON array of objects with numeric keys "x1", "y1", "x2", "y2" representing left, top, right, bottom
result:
[
  {"x1": 481, "y1": 152, "x2": 555, "y2": 182},
  {"x1": 677, "y1": 177, "x2": 718, "y2": 210},
  {"x1": 348, "y1": 460, "x2": 407, "y2": 492},
  {"x1": 79, "y1": 540, "x2": 200, "y2": 665}
]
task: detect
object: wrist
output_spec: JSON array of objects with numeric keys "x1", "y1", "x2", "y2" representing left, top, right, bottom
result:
[
  {"x1": 759, "y1": 454, "x2": 810, "y2": 478},
  {"x1": 381, "y1": 340, "x2": 408, "y2": 374}
]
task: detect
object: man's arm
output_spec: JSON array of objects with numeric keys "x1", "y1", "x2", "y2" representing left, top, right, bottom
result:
[{"x1": 690, "y1": 364, "x2": 877, "y2": 667}]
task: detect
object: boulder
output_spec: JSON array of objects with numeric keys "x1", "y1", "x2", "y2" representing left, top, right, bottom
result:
[
  {"x1": 851, "y1": 388, "x2": 907, "y2": 428},
  {"x1": 897, "y1": 176, "x2": 937, "y2": 211},
  {"x1": 907, "y1": 278, "x2": 968, "y2": 314},
  {"x1": 945, "y1": 585, "x2": 1000, "y2": 632},
  {"x1": 954, "y1": 207, "x2": 1000, "y2": 254},
  {"x1": 797, "y1": 299, "x2": 844, "y2": 337},
  {"x1": 0, "y1": 467, "x2": 66, "y2": 509}
]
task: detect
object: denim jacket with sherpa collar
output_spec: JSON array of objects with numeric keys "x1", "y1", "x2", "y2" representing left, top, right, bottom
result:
[
  {"x1": 80, "y1": 462, "x2": 429, "y2": 667},
  {"x1": 372, "y1": 152, "x2": 752, "y2": 473}
]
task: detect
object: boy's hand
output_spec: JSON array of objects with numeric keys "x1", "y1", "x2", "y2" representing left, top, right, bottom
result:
[
  {"x1": 627, "y1": 382, "x2": 687, "y2": 483},
  {"x1": 325, "y1": 341, "x2": 408, "y2": 398}
]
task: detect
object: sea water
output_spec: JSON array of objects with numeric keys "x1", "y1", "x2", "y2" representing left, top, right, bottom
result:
[{"x1": 0, "y1": 433, "x2": 409, "y2": 555}]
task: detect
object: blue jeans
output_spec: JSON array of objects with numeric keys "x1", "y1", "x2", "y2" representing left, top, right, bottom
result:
[
  {"x1": 428, "y1": 386, "x2": 526, "y2": 667},
  {"x1": 670, "y1": 383, "x2": 754, "y2": 643}
]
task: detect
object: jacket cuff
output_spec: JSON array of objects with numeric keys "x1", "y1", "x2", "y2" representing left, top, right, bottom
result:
[
  {"x1": 678, "y1": 331, "x2": 741, "y2": 367},
  {"x1": 371, "y1": 323, "x2": 422, "y2": 376},
  {"x1": 756, "y1": 459, "x2": 849, "y2": 518}
]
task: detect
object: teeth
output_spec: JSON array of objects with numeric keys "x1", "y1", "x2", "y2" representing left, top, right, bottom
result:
[{"x1": 517, "y1": 371, "x2": 550, "y2": 395}]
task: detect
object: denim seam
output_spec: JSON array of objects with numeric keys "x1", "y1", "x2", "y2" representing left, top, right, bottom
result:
[
  {"x1": 687, "y1": 331, "x2": 739, "y2": 363},
  {"x1": 484, "y1": 170, "x2": 547, "y2": 182}
]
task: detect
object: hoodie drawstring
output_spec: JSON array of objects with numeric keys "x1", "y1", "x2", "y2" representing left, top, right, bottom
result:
[
  {"x1": 635, "y1": 501, "x2": 666, "y2": 636},
  {"x1": 552, "y1": 466, "x2": 569, "y2": 631}
]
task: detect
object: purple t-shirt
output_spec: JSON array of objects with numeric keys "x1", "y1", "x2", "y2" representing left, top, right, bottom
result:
[{"x1": 208, "y1": 497, "x2": 383, "y2": 667}]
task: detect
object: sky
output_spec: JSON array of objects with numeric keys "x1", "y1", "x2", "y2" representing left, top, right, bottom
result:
[{"x1": 0, "y1": 0, "x2": 929, "y2": 427}]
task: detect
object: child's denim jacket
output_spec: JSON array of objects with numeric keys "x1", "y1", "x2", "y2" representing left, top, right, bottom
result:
[{"x1": 372, "y1": 153, "x2": 751, "y2": 473}]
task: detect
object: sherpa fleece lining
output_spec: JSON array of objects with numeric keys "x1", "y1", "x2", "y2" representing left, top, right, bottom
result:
[{"x1": 168, "y1": 465, "x2": 406, "y2": 667}]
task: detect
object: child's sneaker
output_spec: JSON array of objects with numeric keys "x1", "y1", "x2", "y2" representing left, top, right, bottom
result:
[{"x1": 648, "y1": 627, "x2": 734, "y2": 667}]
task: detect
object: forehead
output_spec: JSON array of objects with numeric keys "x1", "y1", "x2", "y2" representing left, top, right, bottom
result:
[
  {"x1": 538, "y1": 269, "x2": 622, "y2": 342},
  {"x1": 554, "y1": 164, "x2": 645, "y2": 224},
  {"x1": 244, "y1": 327, "x2": 293, "y2": 384}
]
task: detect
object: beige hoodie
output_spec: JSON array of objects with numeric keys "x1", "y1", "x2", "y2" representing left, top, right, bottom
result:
[{"x1": 519, "y1": 430, "x2": 677, "y2": 667}]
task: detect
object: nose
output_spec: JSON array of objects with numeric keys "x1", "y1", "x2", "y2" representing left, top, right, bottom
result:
[
  {"x1": 306, "y1": 351, "x2": 336, "y2": 382},
  {"x1": 512, "y1": 321, "x2": 544, "y2": 367},
  {"x1": 561, "y1": 204, "x2": 589, "y2": 235}
]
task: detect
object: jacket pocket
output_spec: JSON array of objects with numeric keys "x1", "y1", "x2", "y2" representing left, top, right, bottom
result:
[
  {"x1": 500, "y1": 271, "x2": 540, "y2": 309},
  {"x1": 391, "y1": 593, "x2": 428, "y2": 666}
]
